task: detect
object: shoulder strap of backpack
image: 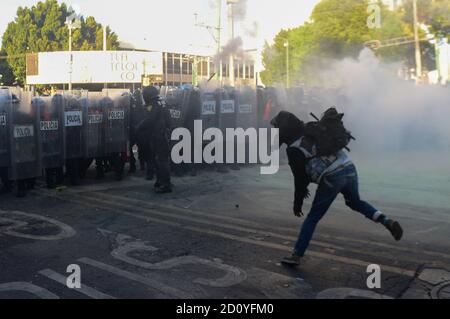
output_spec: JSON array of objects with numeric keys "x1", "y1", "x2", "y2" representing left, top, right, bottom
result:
[{"x1": 290, "y1": 137, "x2": 315, "y2": 159}]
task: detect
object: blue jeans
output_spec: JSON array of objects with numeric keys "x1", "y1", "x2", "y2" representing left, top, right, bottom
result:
[{"x1": 294, "y1": 164, "x2": 378, "y2": 257}]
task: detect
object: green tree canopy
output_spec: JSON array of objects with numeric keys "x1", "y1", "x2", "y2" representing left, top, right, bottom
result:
[
  {"x1": 400, "y1": 0, "x2": 450, "y2": 38},
  {"x1": 261, "y1": 0, "x2": 413, "y2": 86},
  {"x1": 1, "y1": 0, "x2": 119, "y2": 85}
]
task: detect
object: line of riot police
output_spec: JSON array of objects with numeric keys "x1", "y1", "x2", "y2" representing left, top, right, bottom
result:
[
  {"x1": 0, "y1": 84, "x2": 313, "y2": 197},
  {"x1": 0, "y1": 88, "x2": 130, "y2": 197}
]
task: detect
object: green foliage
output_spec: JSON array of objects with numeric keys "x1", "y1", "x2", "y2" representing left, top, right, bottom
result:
[
  {"x1": 1, "y1": 0, "x2": 119, "y2": 85},
  {"x1": 261, "y1": 0, "x2": 414, "y2": 85},
  {"x1": 401, "y1": 0, "x2": 450, "y2": 38},
  {"x1": 0, "y1": 51, "x2": 15, "y2": 85}
]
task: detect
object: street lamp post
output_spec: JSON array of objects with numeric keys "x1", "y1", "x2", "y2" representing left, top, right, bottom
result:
[
  {"x1": 65, "y1": 7, "x2": 81, "y2": 92},
  {"x1": 284, "y1": 40, "x2": 290, "y2": 88}
]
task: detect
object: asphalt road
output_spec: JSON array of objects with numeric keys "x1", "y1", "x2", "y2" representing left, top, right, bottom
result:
[{"x1": 0, "y1": 164, "x2": 449, "y2": 299}]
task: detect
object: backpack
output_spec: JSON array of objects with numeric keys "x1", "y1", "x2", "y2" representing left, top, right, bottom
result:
[{"x1": 304, "y1": 107, "x2": 355, "y2": 157}]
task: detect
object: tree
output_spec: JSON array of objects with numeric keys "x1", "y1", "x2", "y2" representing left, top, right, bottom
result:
[
  {"x1": 1, "y1": 0, "x2": 119, "y2": 85},
  {"x1": 0, "y1": 52, "x2": 15, "y2": 85},
  {"x1": 401, "y1": 0, "x2": 450, "y2": 38},
  {"x1": 261, "y1": 0, "x2": 411, "y2": 85}
]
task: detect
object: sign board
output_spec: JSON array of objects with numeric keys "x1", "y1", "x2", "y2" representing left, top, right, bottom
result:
[{"x1": 27, "y1": 51, "x2": 164, "y2": 85}]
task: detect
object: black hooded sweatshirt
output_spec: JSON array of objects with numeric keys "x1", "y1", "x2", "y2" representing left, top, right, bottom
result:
[{"x1": 271, "y1": 111, "x2": 310, "y2": 213}]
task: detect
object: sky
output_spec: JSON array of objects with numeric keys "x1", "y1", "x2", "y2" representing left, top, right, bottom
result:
[{"x1": 0, "y1": 0, "x2": 320, "y2": 67}]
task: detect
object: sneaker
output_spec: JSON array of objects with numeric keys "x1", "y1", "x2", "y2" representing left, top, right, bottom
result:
[
  {"x1": 386, "y1": 220, "x2": 403, "y2": 241},
  {"x1": 281, "y1": 254, "x2": 301, "y2": 266},
  {"x1": 154, "y1": 186, "x2": 172, "y2": 194}
]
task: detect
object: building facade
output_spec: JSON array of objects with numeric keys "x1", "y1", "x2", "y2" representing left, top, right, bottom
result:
[{"x1": 26, "y1": 50, "x2": 257, "y2": 91}]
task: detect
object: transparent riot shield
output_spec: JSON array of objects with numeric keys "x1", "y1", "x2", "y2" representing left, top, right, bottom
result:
[
  {"x1": 8, "y1": 92, "x2": 42, "y2": 181},
  {"x1": 104, "y1": 93, "x2": 129, "y2": 156},
  {"x1": 0, "y1": 89, "x2": 11, "y2": 169},
  {"x1": 131, "y1": 89, "x2": 145, "y2": 132},
  {"x1": 200, "y1": 91, "x2": 219, "y2": 131},
  {"x1": 260, "y1": 87, "x2": 283, "y2": 128},
  {"x1": 165, "y1": 88, "x2": 185, "y2": 130},
  {"x1": 64, "y1": 96, "x2": 84, "y2": 160},
  {"x1": 219, "y1": 87, "x2": 237, "y2": 132},
  {"x1": 257, "y1": 87, "x2": 267, "y2": 129},
  {"x1": 235, "y1": 87, "x2": 258, "y2": 166},
  {"x1": 82, "y1": 96, "x2": 105, "y2": 159},
  {"x1": 219, "y1": 88, "x2": 237, "y2": 168},
  {"x1": 34, "y1": 95, "x2": 65, "y2": 169},
  {"x1": 236, "y1": 87, "x2": 257, "y2": 130}
]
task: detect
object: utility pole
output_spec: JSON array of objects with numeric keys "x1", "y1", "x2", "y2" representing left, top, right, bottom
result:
[
  {"x1": 227, "y1": 0, "x2": 238, "y2": 87},
  {"x1": 217, "y1": 0, "x2": 223, "y2": 82},
  {"x1": 194, "y1": 0, "x2": 223, "y2": 82},
  {"x1": 65, "y1": 7, "x2": 81, "y2": 92},
  {"x1": 413, "y1": 0, "x2": 422, "y2": 84}
]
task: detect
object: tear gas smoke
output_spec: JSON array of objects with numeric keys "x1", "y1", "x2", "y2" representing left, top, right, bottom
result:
[
  {"x1": 213, "y1": 37, "x2": 246, "y2": 65},
  {"x1": 278, "y1": 49, "x2": 450, "y2": 155},
  {"x1": 271, "y1": 48, "x2": 450, "y2": 208},
  {"x1": 320, "y1": 49, "x2": 450, "y2": 154},
  {"x1": 243, "y1": 21, "x2": 259, "y2": 38},
  {"x1": 232, "y1": 0, "x2": 248, "y2": 22}
]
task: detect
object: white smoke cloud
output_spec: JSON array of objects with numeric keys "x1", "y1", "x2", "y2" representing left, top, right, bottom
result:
[
  {"x1": 232, "y1": 0, "x2": 248, "y2": 22},
  {"x1": 213, "y1": 37, "x2": 250, "y2": 64},
  {"x1": 273, "y1": 48, "x2": 450, "y2": 156},
  {"x1": 318, "y1": 49, "x2": 450, "y2": 154}
]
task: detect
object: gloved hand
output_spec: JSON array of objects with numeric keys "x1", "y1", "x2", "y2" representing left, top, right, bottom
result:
[
  {"x1": 294, "y1": 210, "x2": 304, "y2": 218},
  {"x1": 294, "y1": 201, "x2": 304, "y2": 218}
]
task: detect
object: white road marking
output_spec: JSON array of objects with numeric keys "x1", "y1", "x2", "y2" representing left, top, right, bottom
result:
[
  {"x1": 38, "y1": 269, "x2": 115, "y2": 299},
  {"x1": 85, "y1": 191, "x2": 450, "y2": 262},
  {"x1": 0, "y1": 210, "x2": 76, "y2": 241},
  {"x1": 0, "y1": 282, "x2": 59, "y2": 299},
  {"x1": 101, "y1": 229, "x2": 247, "y2": 288},
  {"x1": 35, "y1": 190, "x2": 417, "y2": 277},
  {"x1": 78, "y1": 257, "x2": 192, "y2": 299}
]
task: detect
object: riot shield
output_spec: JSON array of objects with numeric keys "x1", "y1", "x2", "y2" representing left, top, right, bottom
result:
[
  {"x1": 34, "y1": 95, "x2": 65, "y2": 169},
  {"x1": 81, "y1": 96, "x2": 105, "y2": 159},
  {"x1": 200, "y1": 91, "x2": 219, "y2": 131},
  {"x1": 184, "y1": 88, "x2": 202, "y2": 130},
  {"x1": 260, "y1": 87, "x2": 283, "y2": 128},
  {"x1": 165, "y1": 88, "x2": 189, "y2": 176},
  {"x1": 131, "y1": 89, "x2": 145, "y2": 132},
  {"x1": 256, "y1": 87, "x2": 267, "y2": 129},
  {"x1": 165, "y1": 88, "x2": 185, "y2": 131},
  {"x1": 8, "y1": 92, "x2": 42, "y2": 181},
  {"x1": 0, "y1": 89, "x2": 10, "y2": 169},
  {"x1": 218, "y1": 87, "x2": 237, "y2": 132},
  {"x1": 104, "y1": 94, "x2": 130, "y2": 156},
  {"x1": 236, "y1": 87, "x2": 257, "y2": 130},
  {"x1": 64, "y1": 96, "x2": 84, "y2": 160},
  {"x1": 219, "y1": 88, "x2": 237, "y2": 169}
]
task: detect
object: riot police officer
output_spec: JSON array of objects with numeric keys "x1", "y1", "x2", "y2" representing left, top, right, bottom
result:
[
  {"x1": 136, "y1": 86, "x2": 172, "y2": 193},
  {"x1": 129, "y1": 90, "x2": 144, "y2": 173}
]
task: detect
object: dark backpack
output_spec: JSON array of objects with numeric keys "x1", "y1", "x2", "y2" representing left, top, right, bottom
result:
[{"x1": 304, "y1": 107, "x2": 355, "y2": 156}]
